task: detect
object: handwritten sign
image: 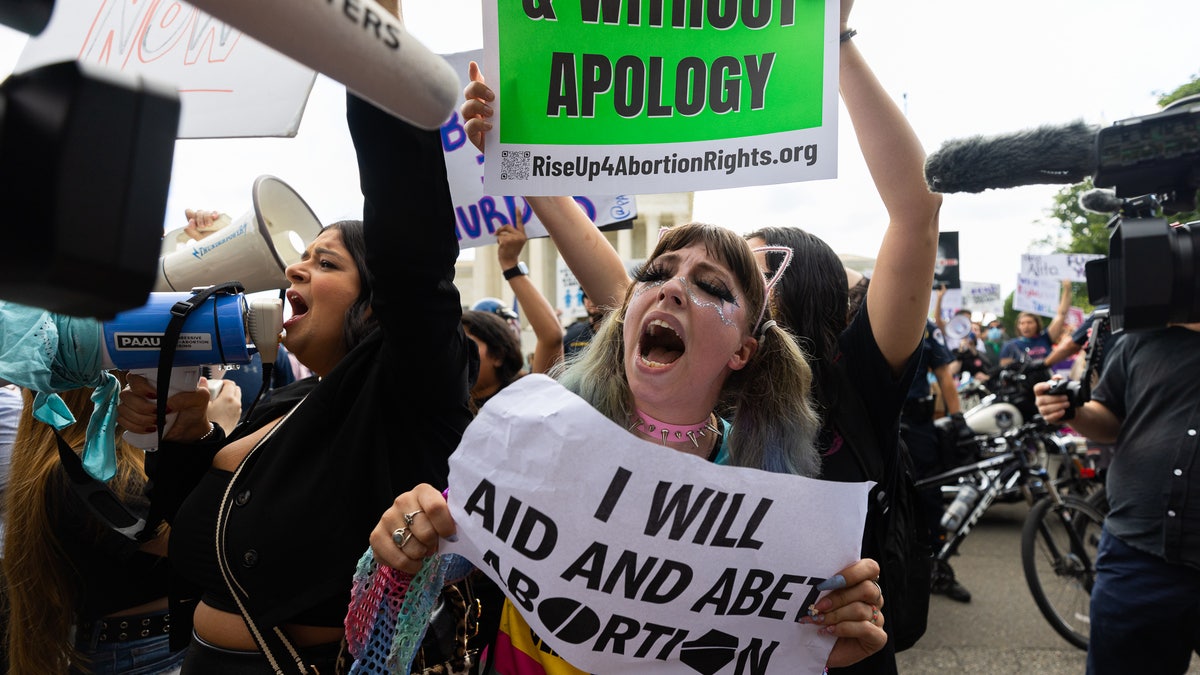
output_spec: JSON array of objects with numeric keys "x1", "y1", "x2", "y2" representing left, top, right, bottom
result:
[
  {"x1": 477, "y1": 0, "x2": 840, "y2": 195},
  {"x1": 16, "y1": 0, "x2": 316, "y2": 138},
  {"x1": 1020, "y1": 253, "x2": 1104, "y2": 283},
  {"x1": 1013, "y1": 274, "x2": 1065, "y2": 317},
  {"x1": 443, "y1": 375, "x2": 870, "y2": 675},
  {"x1": 439, "y1": 50, "x2": 637, "y2": 249},
  {"x1": 961, "y1": 281, "x2": 1003, "y2": 315}
]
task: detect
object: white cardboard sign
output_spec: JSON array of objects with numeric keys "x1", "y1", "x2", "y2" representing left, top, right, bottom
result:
[{"x1": 443, "y1": 375, "x2": 871, "y2": 674}]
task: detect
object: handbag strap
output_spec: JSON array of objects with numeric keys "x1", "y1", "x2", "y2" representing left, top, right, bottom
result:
[
  {"x1": 53, "y1": 428, "x2": 150, "y2": 541},
  {"x1": 213, "y1": 397, "x2": 311, "y2": 674}
]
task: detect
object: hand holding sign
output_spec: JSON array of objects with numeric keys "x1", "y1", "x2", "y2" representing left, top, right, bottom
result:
[
  {"x1": 369, "y1": 483, "x2": 454, "y2": 574},
  {"x1": 462, "y1": 61, "x2": 494, "y2": 154}
]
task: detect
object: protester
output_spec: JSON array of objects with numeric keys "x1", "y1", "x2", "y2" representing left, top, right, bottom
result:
[
  {"x1": 738, "y1": 3, "x2": 944, "y2": 667},
  {"x1": 114, "y1": 87, "x2": 475, "y2": 671},
  {"x1": 1035, "y1": 323, "x2": 1200, "y2": 674},
  {"x1": 352, "y1": 32, "x2": 893, "y2": 666},
  {"x1": 562, "y1": 291, "x2": 603, "y2": 361},
  {"x1": 999, "y1": 280, "x2": 1072, "y2": 366},
  {"x1": 4, "y1": 386, "x2": 184, "y2": 674},
  {"x1": 493, "y1": 212, "x2": 564, "y2": 375}
]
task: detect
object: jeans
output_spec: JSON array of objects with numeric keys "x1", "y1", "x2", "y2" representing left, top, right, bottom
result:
[
  {"x1": 71, "y1": 632, "x2": 185, "y2": 675},
  {"x1": 1088, "y1": 527, "x2": 1200, "y2": 675}
]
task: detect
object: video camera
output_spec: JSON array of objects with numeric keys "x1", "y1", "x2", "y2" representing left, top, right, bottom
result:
[{"x1": 925, "y1": 94, "x2": 1200, "y2": 333}]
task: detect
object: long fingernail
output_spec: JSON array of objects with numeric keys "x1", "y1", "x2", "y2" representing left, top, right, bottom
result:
[{"x1": 816, "y1": 575, "x2": 846, "y2": 592}]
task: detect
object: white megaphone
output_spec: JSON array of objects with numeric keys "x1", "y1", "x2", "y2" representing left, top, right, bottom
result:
[
  {"x1": 155, "y1": 175, "x2": 322, "y2": 293},
  {"x1": 944, "y1": 314, "x2": 973, "y2": 344}
]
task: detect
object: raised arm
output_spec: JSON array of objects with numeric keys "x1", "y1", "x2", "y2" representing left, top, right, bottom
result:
[
  {"x1": 1046, "y1": 280, "x2": 1072, "y2": 343},
  {"x1": 496, "y1": 213, "x2": 564, "y2": 374},
  {"x1": 459, "y1": 61, "x2": 631, "y2": 310},
  {"x1": 840, "y1": 7, "x2": 943, "y2": 374},
  {"x1": 933, "y1": 285, "x2": 948, "y2": 333},
  {"x1": 525, "y1": 196, "x2": 631, "y2": 310}
]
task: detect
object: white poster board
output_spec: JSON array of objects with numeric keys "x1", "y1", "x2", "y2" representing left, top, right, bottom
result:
[
  {"x1": 1013, "y1": 274, "x2": 1066, "y2": 317},
  {"x1": 443, "y1": 375, "x2": 871, "y2": 674},
  {"x1": 16, "y1": 0, "x2": 317, "y2": 138},
  {"x1": 961, "y1": 281, "x2": 1004, "y2": 315},
  {"x1": 1020, "y1": 253, "x2": 1104, "y2": 283}
]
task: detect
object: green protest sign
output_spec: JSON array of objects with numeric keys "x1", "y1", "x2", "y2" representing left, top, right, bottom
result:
[
  {"x1": 497, "y1": 0, "x2": 825, "y2": 145},
  {"x1": 481, "y1": 0, "x2": 839, "y2": 195}
]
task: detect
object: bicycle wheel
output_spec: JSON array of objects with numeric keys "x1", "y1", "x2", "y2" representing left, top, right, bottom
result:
[{"x1": 1021, "y1": 495, "x2": 1105, "y2": 650}]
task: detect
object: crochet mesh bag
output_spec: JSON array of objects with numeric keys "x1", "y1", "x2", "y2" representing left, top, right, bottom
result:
[{"x1": 344, "y1": 548, "x2": 476, "y2": 674}]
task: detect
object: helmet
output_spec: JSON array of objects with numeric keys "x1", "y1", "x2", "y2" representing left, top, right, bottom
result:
[{"x1": 472, "y1": 297, "x2": 518, "y2": 321}]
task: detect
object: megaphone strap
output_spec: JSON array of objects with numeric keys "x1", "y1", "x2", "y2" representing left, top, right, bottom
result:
[{"x1": 155, "y1": 282, "x2": 245, "y2": 445}]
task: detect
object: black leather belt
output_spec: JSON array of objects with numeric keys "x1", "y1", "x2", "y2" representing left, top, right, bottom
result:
[{"x1": 79, "y1": 611, "x2": 171, "y2": 643}]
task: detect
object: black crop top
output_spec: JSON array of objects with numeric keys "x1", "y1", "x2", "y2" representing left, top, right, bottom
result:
[{"x1": 170, "y1": 467, "x2": 347, "y2": 627}]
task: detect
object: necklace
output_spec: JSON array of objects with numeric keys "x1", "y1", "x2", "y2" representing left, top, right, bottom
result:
[{"x1": 630, "y1": 409, "x2": 719, "y2": 448}]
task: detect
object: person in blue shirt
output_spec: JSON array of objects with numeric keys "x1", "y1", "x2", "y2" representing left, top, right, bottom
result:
[{"x1": 1000, "y1": 280, "x2": 1073, "y2": 367}]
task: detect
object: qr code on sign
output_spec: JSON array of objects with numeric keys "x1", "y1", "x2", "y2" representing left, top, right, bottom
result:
[{"x1": 500, "y1": 150, "x2": 532, "y2": 181}]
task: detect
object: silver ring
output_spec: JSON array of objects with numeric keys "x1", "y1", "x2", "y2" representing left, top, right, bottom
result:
[
  {"x1": 391, "y1": 527, "x2": 411, "y2": 549},
  {"x1": 403, "y1": 510, "x2": 423, "y2": 526},
  {"x1": 870, "y1": 578, "x2": 883, "y2": 606}
]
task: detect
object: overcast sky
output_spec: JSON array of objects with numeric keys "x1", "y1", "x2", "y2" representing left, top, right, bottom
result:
[{"x1": 2, "y1": 0, "x2": 1197, "y2": 299}]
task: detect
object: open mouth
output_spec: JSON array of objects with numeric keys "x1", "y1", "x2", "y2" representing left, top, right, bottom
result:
[
  {"x1": 638, "y1": 319, "x2": 685, "y2": 367},
  {"x1": 284, "y1": 290, "x2": 309, "y2": 327}
]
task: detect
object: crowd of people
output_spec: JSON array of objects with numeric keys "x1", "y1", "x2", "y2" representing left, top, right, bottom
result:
[{"x1": 0, "y1": 0, "x2": 1187, "y2": 673}]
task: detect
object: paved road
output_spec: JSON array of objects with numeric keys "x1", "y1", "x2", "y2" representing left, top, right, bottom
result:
[{"x1": 895, "y1": 500, "x2": 1200, "y2": 674}]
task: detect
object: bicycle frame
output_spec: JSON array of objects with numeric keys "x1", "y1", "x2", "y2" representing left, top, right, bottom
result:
[{"x1": 914, "y1": 422, "x2": 1061, "y2": 562}]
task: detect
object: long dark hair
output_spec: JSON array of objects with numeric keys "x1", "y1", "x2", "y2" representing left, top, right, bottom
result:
[
  {"x1": 324, "y1": 220, "x2": 377, "y2": 350},
  {"x1": 745, "y1": 226, "x2": 847, "y2": 410},
  {"x1": 461, "y1": 309, "x2": 525, "y2": 388}
]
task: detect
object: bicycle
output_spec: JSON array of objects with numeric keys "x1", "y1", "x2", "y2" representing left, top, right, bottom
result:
[
  {"x1": 1019, "y1": 486, "x2": 1106, "y2": 650},
  {"x1": 915, "y1": 416, "x2": 1105, "y2": 649}
]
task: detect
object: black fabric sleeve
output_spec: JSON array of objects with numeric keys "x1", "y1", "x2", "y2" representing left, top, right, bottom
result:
[
  {"x1": 345, "y1": 93, "x2": 475, "y2": 412},
  {"x1": 143, "y1": 428, "x2": 225, "y2": 526}
]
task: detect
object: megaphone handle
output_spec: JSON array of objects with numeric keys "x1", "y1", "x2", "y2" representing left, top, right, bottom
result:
[{"x1": 122, "y1": 366, "x2": 205, "y2": 451}]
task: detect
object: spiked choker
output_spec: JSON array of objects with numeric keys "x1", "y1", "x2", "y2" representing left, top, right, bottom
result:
[{"x1": 630, "y1": 409, "x2": 719, "y2": 448}]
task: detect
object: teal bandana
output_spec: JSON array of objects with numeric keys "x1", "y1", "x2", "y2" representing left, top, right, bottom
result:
[{"x1": 0, "y1": 301, "x2": 121, "y2": 481}]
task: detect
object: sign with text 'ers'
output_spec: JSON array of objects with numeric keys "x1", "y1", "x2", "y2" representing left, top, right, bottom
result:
[
  {"x1": 478, "y1": 0, "x2": 841, "y2": 195},
  {"x1": 17, "y1": 0, "x2": 316, "y2": 138},
  {"x1": 443, "y1": 375, "x2": 871, "y2": 675}
]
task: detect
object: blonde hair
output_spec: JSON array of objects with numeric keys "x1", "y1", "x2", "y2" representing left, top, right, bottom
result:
[
  {"x1": 3, "y1": 387, "x2": 158, "y2": 674},
  {"x1": 553, "y1": 222, "x2": 821, "y2": 476}
]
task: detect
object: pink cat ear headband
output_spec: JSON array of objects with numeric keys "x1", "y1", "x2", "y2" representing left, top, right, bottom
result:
[
  {"x1": 651, "y1": 226, "x2": 793, "y2": 336},
  {"x1": 751, "y1": 245, "x2": 793, "y2": 336}
]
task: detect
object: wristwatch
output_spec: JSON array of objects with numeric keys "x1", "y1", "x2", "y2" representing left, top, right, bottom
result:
[{"x1": 503, "y1": 261, "x2": 529, "y2": 280}]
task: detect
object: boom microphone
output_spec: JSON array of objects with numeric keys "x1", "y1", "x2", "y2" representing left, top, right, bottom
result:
[
  {"x1": 924, "y1": 121, "x2": 1099, "y2": 194},
  {"x1": 1079, "y1": 188, "x2": 1125, "y2": 215}
]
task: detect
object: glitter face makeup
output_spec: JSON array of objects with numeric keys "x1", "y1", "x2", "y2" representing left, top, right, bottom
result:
[{"x1": 631, "y1": 276, "x2": 739, "y2": 328}]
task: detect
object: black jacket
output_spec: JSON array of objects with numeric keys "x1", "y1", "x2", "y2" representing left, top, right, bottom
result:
[{"x1": 149, "y1": 93, "x2": 475, "y2": 647}]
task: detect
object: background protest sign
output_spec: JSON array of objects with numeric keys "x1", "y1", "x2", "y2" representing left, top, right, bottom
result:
[
  {"x1": 1020, "y1": 253, "x2": 1104, "y2": 283},
  {"x1": 440, "y1": 50, "x2": 637, "y2": 249},
  {"x1": 443, "y1": 375, "x2": 870, "y2": 675},
  {"x1": 478, "y1": 0, "x2": 841, "y2": 195},
  {"x1": 961, "y1": 281, "x2": 1003, "y2": 316},
  {"x1": 934, "y1": 231, "x2": 961, "y2": 290},
  {"x1": 17, "y1": 0, "x2": 316, "y2": 137},
  {"x1": 1013, "y1": 274, "x2": 1066, "y2": 317}
]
